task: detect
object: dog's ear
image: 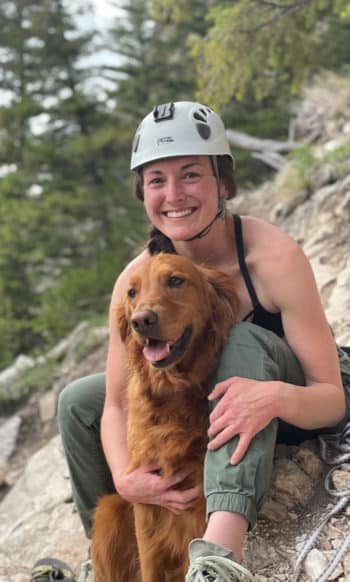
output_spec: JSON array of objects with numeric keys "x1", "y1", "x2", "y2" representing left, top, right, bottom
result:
[
  {"x1": 116, "y1": 300, "x2": 130, "y2": 343},
  {"x1": 200, "y1": 266, "x2": 239, "y2": 327}
]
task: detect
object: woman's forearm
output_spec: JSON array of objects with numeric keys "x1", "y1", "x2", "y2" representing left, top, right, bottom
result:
[
  {"x1": 276, "y1": 380, "x2": 345, "y2": 429},
  {"x1": 101, "y1": 404, "x2": 129, "y2": 484}
]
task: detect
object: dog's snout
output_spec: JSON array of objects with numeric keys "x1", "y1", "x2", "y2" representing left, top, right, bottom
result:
[{"x1": 131, "y1": 309, "x2": 158, "y2": 335}]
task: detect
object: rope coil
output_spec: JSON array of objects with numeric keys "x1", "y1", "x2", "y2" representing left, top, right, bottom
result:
[{"x1": 288, "y1": 434, "x2": 350, "y2": 581}]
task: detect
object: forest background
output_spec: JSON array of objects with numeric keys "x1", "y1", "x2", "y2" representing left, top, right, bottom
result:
[{"x1": 0, "y1": 0, "x2": 349, "y2": 373}]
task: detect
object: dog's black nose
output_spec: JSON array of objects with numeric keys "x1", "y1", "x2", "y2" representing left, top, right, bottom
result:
[{"x1": 131, "y1": 309, "x2": 158, "y2": 335}]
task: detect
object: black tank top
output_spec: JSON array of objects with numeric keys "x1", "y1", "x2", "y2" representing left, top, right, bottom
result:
[{"x1": 234, "y1": 214, "x2": 284, "y2": 338}]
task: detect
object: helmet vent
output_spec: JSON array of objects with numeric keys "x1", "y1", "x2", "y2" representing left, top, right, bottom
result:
[
  {"x1": 193, "y1": 110, "x2": 208, "y2": 123},
  {"x1": 132, "y1": 134, "x2": 140, "y2": 153},
  {"x1": 196, "y1": 123, "x2": 211, "y2": 140}
]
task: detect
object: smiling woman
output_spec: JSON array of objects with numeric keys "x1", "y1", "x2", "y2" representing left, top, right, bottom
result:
[{"x1": 142, "y1": 157, "x2": 223, "y2": 243}]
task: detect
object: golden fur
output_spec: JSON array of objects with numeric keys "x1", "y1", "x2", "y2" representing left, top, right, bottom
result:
[{"x1": 91, "y1": 253, "x2": 239, "y2": 581}]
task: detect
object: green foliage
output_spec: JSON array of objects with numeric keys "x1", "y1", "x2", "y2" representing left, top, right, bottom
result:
[
  {"x1": 185, "y1": 0, "x2": 350, "y2": 109},
  {"x1": 33, "y1": 210, "x2": 147, "y2": 346},
  {"x1": 323, "y1": 142, "x2": 350, "y2": 162},
  {"x1": 72, "y1": 327, "x2": 108, "y2": 361},
  {"x1": 105, "y1": 0, "x2": 207, "y2": 122},
  {"x1": 0, "y1": 0, "x2": 149, "y2": 370},
  {"x1": 288, "y1": 145, "x2": 316, "y2": 169}
]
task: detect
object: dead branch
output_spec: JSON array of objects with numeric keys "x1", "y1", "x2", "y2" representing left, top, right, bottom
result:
[{"x1": 226, "y1": 128, "x2": 297, "y2": 153}]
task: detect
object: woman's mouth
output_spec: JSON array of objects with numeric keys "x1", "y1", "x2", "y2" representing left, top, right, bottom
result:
[{"x1": 163, "y1": 208, "x2": 194, "y2": 219}]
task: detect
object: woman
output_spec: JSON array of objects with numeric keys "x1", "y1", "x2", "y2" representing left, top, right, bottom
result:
[{"x1": 34, "y1": 101, "x2": 350, "y2": 582}]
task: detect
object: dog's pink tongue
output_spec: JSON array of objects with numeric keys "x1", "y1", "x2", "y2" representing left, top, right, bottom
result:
[{"x1": 143, "y1": 342, "x2": 169, "y2": 363}]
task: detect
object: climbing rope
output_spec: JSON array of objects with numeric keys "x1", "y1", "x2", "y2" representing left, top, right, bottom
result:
[{"x1": 288, "y1": 431, "x2": 350, "y2": 581}]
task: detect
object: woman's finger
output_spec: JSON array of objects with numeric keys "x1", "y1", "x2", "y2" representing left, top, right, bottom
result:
[
  {"x1": 230, "y1": 434, "x2": 252, "y2": 465},
  {"x1": 208, "y1": 377, "x2": 235, "y2": 401},
  {"x1": 207, "y1": 425, "x2": 237, "y2": 451}
]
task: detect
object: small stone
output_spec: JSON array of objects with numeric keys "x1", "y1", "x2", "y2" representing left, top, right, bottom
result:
[
  {"x1": 0, "y1": 415, "x2": 21, "y2": 471},
  {"x1": 304, "y1": 548, "x2": 328, "y2": 580}
]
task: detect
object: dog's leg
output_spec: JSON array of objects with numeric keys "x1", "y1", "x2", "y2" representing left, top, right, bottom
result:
[
  {"x1": 91, "y1": 493, "x2": 140, "y2": 582},
  {"x1": 134, "y1": 504, "x2": 167, "y2": 582},
  {"x1": 134, "y1": 504, "x2": 189, "y2": 582}
]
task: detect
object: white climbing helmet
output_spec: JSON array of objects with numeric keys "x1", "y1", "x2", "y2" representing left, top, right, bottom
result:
[{"x1": 130, "y1": 101, "x2": 234, "y2": 170}]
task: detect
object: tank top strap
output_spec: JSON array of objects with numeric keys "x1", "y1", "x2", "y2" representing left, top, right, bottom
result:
[{"x1": 233, "y1": 214, "x2": 260, "y2": 309}]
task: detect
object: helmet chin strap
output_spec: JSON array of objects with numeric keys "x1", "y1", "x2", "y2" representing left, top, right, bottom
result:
[
  {"x1": 183, "y1": 155, "x2": 226, "y2": 242},
  {"x1": 183, "y1": 196, "x2": 226, "y2": 242}
]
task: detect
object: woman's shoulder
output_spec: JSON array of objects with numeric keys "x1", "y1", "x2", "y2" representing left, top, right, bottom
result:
[
  {"x1": 239, "y1": 214, "x2": 310, "y2": 294},
  {"x1": 110, "y1": 249, "x2": 150, "y2": 306},
  {"x1": 240, "y1": 214, "x2": 300, "y2": 257}
]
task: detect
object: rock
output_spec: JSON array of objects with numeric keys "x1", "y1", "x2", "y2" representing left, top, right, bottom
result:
[
  {"x1": 326, "y1": 259, "x2": 350, "y2": 346},
  {"x1": 0, "y1": 435, "x2": 89, "y2": 580},
  {"x1": 304, "y1": 548, "x2": 329, "y2": 580},
  {"x1": 47, "y1": 321, "x2": 90, "y2": 361},
  {"x1": 268, "y1": 458, "x2": 315, "y2": 508},
  {"x1": 294, "y1": 447, "x2": 324, "y2": 481},
  {"x1": 0, "y1": 355, "x2": 35, "y2": 398},
  {"x1": 38, "y1": 391, "x2": 57, "y2": 423},
  {"x1": 259, "y1": 497, "x2": 288, "y2": 521},
  {"x1": 0, "y1": 415, "x2": 21, "y2": 485},
  {"x1": 343, "y1": 552, "x2": 350, "y2": 577},
  {"x1": 331, "y1": 466, "x2": 350, "y2": 493}
]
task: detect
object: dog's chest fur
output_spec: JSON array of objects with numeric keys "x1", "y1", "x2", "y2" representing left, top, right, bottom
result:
[{"x1": 127, "y1": 370, "x2": 210, "y2": 484}]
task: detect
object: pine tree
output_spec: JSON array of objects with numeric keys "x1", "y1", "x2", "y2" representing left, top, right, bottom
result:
[
  {"x1": 103, "y1": 0, "x2": 207, "y2": 125},
  {"x1": 0, "y1": 0, "x2": 145, "y2": 366}
]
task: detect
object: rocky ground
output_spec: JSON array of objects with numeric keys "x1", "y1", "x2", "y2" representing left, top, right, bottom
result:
[{"x1": 0, "y1": 73, "x2": 349, "y2": 581}]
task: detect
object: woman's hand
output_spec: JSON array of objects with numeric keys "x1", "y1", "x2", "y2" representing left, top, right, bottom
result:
[
  {"x1": 207, "y1": 377, "x2": 280, "y2": 465},
  {"x1": 114, "y1": 465, "x2": 202, "y2": 514}
]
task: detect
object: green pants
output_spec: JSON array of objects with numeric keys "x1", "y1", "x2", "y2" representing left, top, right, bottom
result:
[{"x1": 57, "y1": 322, "x2": 350, "y2": 538}]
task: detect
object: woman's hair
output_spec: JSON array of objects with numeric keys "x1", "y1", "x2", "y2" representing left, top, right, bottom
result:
[
  {"x1": 147, "y1": 227, "x2": 177, "y2": 255},
  {"x1": 133, "y1": 155, "x2": 237, "y2": 202},
  {"x1": 134, "y1": 155, "x2": 237, "y2": 255}
]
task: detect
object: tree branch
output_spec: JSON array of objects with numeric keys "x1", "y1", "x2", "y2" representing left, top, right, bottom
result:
[
  {"x1": 226, "y1": 128, "x2": 297, "y2": 153},
  {"x1": 238, "y1": 0, "x2": 312, "y2": 34}
]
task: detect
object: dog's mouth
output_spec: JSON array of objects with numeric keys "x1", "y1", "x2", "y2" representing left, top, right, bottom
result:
[{"x1": 143, "y1": 326, "x2": 192, "y2": 368}]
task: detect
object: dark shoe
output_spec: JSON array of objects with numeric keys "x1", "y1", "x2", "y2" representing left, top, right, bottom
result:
[{"x1": 30, "y1": 558, "x2": 75, "y2": 581}]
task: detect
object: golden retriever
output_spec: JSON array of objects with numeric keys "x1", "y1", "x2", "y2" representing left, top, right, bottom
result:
[{"x1": 91, "y1": 252, "x2": 239, "y2": 581}]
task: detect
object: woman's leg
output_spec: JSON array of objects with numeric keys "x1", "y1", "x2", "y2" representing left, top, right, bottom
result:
[
  {"x1": 57, "y1": 373, "x2": 115, "y2": 538},
  {"x1": 186, "y1": 323, "x2": 306, "y2": 578},
  {"x1": 205, "y1": 323, "x2": 306, "y2": 533}
]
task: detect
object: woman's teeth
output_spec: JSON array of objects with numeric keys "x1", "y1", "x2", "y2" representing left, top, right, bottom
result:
[{"x1": 165, "y1": 209, "x2": 193, "y2": 218}]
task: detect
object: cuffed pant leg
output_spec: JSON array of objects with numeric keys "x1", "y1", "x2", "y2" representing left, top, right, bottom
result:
[
  {"x1": 57, "y1": 373, "x2": 115, "y2": 538},
  {"x1": 205, "y1": 322, "x2": 306, "y2": 530}
]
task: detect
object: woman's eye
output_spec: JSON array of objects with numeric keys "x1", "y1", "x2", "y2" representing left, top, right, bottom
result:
[
  {"x1": 128, "y1": 287, "x2": 136, "y2": 298},
  {"x1": 167, "y1": 276, "x2": 184, "y2": 288},
  {"x1": 148, "y1": 177, "x2": 164, "y2": 187},
  {"x1": 183, "y1": 172, "x2": 199, "y2": 181}
]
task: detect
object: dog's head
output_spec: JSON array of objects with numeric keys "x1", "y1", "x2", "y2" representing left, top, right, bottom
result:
[{"x1": 117, "y1": 253, "x2": 239, "y2": 372}]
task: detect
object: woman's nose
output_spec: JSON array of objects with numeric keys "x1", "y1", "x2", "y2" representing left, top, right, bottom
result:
[{"x1": 165, "y1": 177, "x2": 185, "y2": 202}]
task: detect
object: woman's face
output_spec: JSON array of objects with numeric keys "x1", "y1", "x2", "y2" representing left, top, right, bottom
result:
[{"x1": 142, "y1": 156, "x2": 220, "y2": 241}]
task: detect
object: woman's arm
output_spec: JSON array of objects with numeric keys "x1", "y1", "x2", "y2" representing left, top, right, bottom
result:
[
  {"x1": 208, "y1": 219, "x2": 345, "y2": 462},
  {"x1": 266, "y1": 232, "x2": 344, "y2": 427}
]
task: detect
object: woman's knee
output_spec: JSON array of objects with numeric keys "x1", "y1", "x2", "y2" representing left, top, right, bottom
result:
[
  {"x1": 216, "y1": 322, "x2": 305, "y2": 386},
  {"x1": 57, "y1": 373, "x2": 106, "y2": 435}
]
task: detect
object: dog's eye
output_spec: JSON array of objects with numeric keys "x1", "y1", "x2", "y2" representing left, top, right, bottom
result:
[
  {"x1": 128, "y1": 287, "x2": 136, "y2": 298},
  {"x1": 167, "y1": 276, "x2": 184, "y2": 288}
]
